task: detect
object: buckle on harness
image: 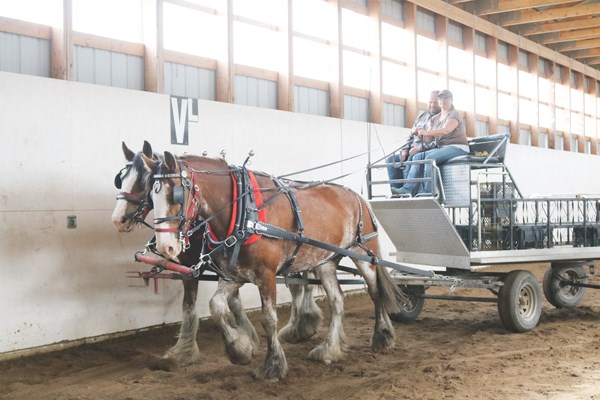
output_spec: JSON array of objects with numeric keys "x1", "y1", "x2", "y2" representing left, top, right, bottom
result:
[{"x1": 224, "y1": 235, "x2": 238, "y2": 247}]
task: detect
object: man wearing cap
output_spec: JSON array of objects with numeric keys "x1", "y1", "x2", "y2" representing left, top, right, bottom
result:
[
  {"x1": 396, "y1": 89, "x2": 468, "y2": 196},
  {"x1": 386, "y1": 90, "x2": 440, "y2": 194}
]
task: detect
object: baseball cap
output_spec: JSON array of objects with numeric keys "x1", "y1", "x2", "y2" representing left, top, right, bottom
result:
[{"x1": 438, "y1": 89, "x2": 453, "y2": 99}]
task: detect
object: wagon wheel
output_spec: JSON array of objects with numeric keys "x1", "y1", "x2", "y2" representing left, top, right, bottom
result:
[
  {"x1": 389, "y1": 285, "x2": 425, "y2": 322},
  {"x1": 542, "y1": 264, "x2": 587, "y2": 308},
  {"x1": 497, "y1": 270, "x2": 542, "y2": 333}
]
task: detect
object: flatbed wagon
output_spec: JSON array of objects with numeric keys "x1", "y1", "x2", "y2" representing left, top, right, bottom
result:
[{"x1": 367, "y1": 132, "x2": 600, "y2": 332}]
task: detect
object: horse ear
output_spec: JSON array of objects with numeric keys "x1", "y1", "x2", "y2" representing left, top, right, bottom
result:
[
  {"x1": 122, "y1": 142, "x2": 135, "y2": 161},
  {"x1": 141, "y1": 153, "x2": 156, "y2": 173},
  {"x1": 142, "y1": 140, "x2": 153, "y2": 158},
  {"x1": 164, "y1": 151, "x2": 178, "y2": 172}
]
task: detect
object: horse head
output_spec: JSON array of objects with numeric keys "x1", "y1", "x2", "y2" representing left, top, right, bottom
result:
[
  {"x1": 111, "y1": 140, "x2": 158, "y2": 232},
  {"x1": 145, "y1": 151, "x2": 198, "y2": 259}
]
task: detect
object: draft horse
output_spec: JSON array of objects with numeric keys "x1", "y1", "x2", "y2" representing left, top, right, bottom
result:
[
  {"x1": 111, "y1": 142, "x2": 322, "y2": 369},
  {"x1": 143, "y1": 151, "x2": 403, "y2": 380}
]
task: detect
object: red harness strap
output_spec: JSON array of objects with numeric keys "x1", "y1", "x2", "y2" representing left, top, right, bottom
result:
[{"x1": 209, "y1": 170, "x2": 266, "y2": 246}]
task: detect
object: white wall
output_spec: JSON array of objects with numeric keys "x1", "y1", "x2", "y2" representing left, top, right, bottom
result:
[
  {"x1": 3, "y1": 71, "x2": 600, "y2": 357},
  {"x1": 0, "y1": 72, "x2": 402, "y2": 356}
]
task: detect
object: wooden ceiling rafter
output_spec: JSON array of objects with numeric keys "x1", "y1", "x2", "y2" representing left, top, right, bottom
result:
[
  {"x1": 447, "y1": 0, "x2": 600, "y2": 71},
  {"x1": 493, "y1": 4, "x2": 600, "y2": 27},
  {"x1": 474, "y1": 0, "x2": 581, "y2": 16},
  {"x1": 518, "y1": 17, "x2": 600, "y2": 36}
]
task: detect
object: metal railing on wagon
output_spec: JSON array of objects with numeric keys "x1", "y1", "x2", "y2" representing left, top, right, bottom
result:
[{"x1": 366, "y1": 132, "x2": 600, "y2": 332}]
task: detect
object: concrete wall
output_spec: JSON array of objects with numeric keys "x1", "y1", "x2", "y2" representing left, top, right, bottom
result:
[
  {"x1": 0, "y1": 71, "x2": 401, "y2": 356},
  {"x1": 2, "y1": 71, "x2": 600, "y2": 357}
]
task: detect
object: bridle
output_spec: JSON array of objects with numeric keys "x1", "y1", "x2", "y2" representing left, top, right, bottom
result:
[
  {"x1": 152, "y1": 160, "x2": 200, "y2": 250},
  {"x1": 114, "y1": 161, "x2": 152, "y2": 227}
]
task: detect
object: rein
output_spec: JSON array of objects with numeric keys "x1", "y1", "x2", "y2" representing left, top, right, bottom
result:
[{"x1": 150, "y1": 154, "x2": 386, "y2": 281}]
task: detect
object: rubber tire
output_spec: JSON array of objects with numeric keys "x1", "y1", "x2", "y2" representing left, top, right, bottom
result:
[
  {"x1": 543, "y1": 264, "x2": 587, "y2": 308},
  {"x1": 497, "y1": 270, "x2": 542, "y2": 333},
  {"x1": 389, "y1": 285, "x2": 425, "y2": 322}
]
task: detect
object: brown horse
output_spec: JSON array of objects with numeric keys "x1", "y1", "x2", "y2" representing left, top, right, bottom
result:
[
  {"x1": 143, "y1": 151, "x2": 403, "y2": 380},
  {"x1": 112, "y1": 142, "x2": 322, "y2": 369},
  {"x1": 112, "y1": 142, "x2": 259, "y2": 369}
]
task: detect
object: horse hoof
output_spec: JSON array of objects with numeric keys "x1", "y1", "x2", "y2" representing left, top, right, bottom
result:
[
  {"x1": 147, "y1": 357, "x2": 179, "y2": 371},
  {"x1": 225, "y1": 339, "x2": 254, "y2": 365}
]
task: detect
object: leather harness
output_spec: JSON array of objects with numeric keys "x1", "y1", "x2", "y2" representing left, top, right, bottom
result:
[{"x1": 151, "y1": 159, "x2": 381, "y2": 282}]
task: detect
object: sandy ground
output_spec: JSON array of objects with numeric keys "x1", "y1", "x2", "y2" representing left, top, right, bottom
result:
[{"x1": 3, "y1": 263, "x2": 600, "y2": 400}]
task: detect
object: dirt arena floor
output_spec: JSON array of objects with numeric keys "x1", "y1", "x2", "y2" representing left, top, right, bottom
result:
[{"x1": 3, "y1": 263, "x2": 600, "y2": 400}]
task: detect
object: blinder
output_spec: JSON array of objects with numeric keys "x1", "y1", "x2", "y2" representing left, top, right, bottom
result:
[
  {"x1": 173, "y1": 185, "x2": 185, "y2": 205},
  {"x1": 114, "y1": 163, "x2": 133, "y2": 189},
  {"x1": 114, "y1": 170, "x2": 123, "y2": 189}
]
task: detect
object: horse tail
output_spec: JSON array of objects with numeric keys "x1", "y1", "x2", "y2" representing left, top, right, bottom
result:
[{"x1": 375, "y1": 264, "x2": 406, "y2": 315}]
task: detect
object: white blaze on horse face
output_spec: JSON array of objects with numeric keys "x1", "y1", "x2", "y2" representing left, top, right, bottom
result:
[
  {"x1": 153, "y1": 182, "x2": 183, "y2": 259},
  {"x1": 111, "y1": 168, "x2": 139, "y2": 232}
]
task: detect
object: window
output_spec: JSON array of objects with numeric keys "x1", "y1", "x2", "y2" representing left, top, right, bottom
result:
[
  {"x1": 234, "y1": 75, "x2": 277, "y2": 109},
  {"x1": 164, "y1": 62, "x2": 216, "y2": 100},
  {"x1": 585, "y1": 77, "x2": 591, "y2": 91},
  {"x1": 293, "y1": 37, "x2": 330, "y2": 82},
  {"x1": 539, "y1": 132, "x2": 548, "y2": 149},
  {"x1": 571, "y1": 136, "x2": 579, "y2": 153},
  {"x1": 381, "y1": 0, "x2": 403, "y2": 20},
  {"x1": 498, "y1": 125, "x2": 511, "y2": 135},
  {"x1": 448, "y1": 21, "x2": 463, "y2": 44},
  {"x1": 163, "y1": 3, "x2": 220, "y2": 59},
  {"x1": 416, "y1": 8, "x2": 435, "y2": 34},
  {"x1": 518, "y1": 50, "x2": 529, "y2": 69},
  {"x1": 497, "y1": 42, "x2": 509, "y2": 62},
  {"x1": 294, "y1": 86, "x2": 329, "y2": 116},
  {"x1": 74, "y1": 46, "x2": 144, "y2": 90},
  {"x1": 519, "y1": 128, "x2": 531, "y2": 146},
  {"x1": 570, "y1": 71, "x2": 578, "y2": 87},
  {"x1": 0, "y1": 32, "x2": 51, "y2": 77},
  {"x1": 73, "y1": 0, "x2": 142, "y2": 42},
  {"x1": 0, "y1": 0, "x2": 62, "y2": 26},
  {"x1": 555, "y1": 66, "x2": 563, "y2": 82},
  {"x1": 475, "y1": 120, "x2": 489, "y2": 137},
  {"x1": 475, "y1": 32, "x2": 487, "y2": 53},
  {"x1": 538, "y1": 59, "x2": 547, "y2": 75},
  {"x1": 234, "y1": 21, "x2": 283, "y2": 71},
  {"x1": 344, "y1": 95, "x2": 369, "y2": 122},
  {"x1": 383, "y1": 103, "x2": 405, "y2": 127},
  {"x1": 555, "y1": 134, "x2": 564, "y2": 151}
]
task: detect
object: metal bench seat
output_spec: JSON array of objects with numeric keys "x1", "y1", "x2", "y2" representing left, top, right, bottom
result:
[{"x1": 445, "y1": 132, "x2": 510, "y2": 167}]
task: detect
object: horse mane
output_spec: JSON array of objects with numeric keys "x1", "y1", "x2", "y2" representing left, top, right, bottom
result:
[{"x1": 179, "y1": 154, "x2": 229, "y2": 169}]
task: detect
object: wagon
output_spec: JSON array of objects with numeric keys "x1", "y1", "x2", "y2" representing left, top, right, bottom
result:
[{"x1": 367, "y1": 132, "x2": 600, "y2": 332}]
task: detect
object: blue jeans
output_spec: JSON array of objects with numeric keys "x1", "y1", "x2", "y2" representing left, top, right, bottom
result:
[
  {"x1": 386, "y1": 153, "x2": 404, "y2": 189},
  {"x1": 402, "y1": 146, "x2": 468, "y2": 195}
]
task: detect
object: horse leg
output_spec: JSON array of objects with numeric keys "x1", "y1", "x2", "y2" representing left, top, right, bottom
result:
[
  {"x1": 308, "y1": 261, "x2": 347, "y2": 364},
  {"x1": 354, "y1": 258, "x2": 401, "y2": 351},
  {"x1": 227, "y1": 286, "x2": 259, "y2": 353},
  {"x1": 255, "y1": 272, "x2": 288, "y2": 380},
  {"x1": 209, "y1": 280, "x2": 255, "y2": 365},
  {"x1": 279, "y1": 271, "x2": 322, "y2": 343},
  {"x1": 162, "y1": 280, "x2": 200, "y2": 367}
]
